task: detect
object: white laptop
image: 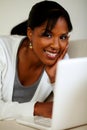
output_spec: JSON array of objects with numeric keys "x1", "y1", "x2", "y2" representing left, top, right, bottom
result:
[{"x1": 16, "y1": 58, "x2": 87, "y2": 130}]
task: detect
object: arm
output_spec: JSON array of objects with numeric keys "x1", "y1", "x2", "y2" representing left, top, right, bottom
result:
[
  {"x1": 0, "y1": 100, "x2": 35, "y2": 120},
  {"x1": 34, "y1": 101, "x2": 53, "y2": 118},
  {"x1": 0, "y1": 63, "x2": 53, "y2": 120},
  {"x1": 0, "y1": 67, "x2": 53, "y2": 120}
]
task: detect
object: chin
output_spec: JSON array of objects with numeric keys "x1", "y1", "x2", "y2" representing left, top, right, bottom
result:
[{"x1": 44, "y1": 60, "x2": 57, "y2": 66}]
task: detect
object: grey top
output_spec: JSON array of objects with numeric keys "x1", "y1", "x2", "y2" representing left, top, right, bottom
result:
[{"x1": 12, "y1": 68, "x2": 42, "y2": 103}]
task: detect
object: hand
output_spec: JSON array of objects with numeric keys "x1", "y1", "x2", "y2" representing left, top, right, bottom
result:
[
  {"x1": 45, "y1": 46, "x2": 68, "y2": 83},
  {"x1": 34, "y1": 102, "x2": 53, "y2": 118}
]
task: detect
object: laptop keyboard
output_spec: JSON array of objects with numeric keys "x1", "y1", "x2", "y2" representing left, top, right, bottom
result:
[{"x1": 34, "y1": 116, "x2": 52, "y2": 127}]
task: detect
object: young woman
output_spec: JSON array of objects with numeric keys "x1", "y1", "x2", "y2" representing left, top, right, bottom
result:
[{"x1": 0, "y1": 0, "x2": 72, "y2": 120}]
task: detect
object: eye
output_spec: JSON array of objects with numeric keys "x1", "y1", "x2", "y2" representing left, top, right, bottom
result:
[
  {"x1": 42, "y1": 31, "x2": 52, "y2": 38},
  {"x1": 45, "y1": 32, "x2": 52, "y2": 38},
  {"x1": 60, "y1": 34, "x2": 69, "y2": 40}
]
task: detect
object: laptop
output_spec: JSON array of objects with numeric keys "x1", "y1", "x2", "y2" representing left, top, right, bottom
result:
[{"x1": 16, "y1": 58, "x2": 87, "y2": 130}]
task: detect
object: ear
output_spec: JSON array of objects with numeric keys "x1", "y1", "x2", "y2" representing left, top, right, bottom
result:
[{"x1": 27, "y1": 27, "x2": 33, "y2": 41}]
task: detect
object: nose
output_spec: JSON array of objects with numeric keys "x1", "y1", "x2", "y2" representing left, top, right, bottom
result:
[{"x1": 50, "y1": 38, "x2": 60, "y2": 50}]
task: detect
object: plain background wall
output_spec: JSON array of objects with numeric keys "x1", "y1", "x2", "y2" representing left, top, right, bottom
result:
[{"x1": 0, "y1": 0, "x2": 87, "y2": 40}]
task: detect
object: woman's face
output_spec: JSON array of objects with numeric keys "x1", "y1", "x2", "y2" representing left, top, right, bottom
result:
[{"x1": 27, "y1": 17, "x2": 69, "y2": 66}]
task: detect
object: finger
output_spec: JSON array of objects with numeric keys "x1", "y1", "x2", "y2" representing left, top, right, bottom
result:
[{"x1": 59, "y1": 45, "x2": 68, "y2": 59}]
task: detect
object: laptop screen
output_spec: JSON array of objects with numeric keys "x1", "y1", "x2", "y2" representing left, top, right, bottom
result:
[{"x1": 52, "y1": 58, "x2": 87, "y2": 130}]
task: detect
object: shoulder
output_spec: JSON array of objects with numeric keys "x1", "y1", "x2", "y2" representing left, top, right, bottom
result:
[
  {"x1": 0, "y1": 35, "x2": 26, "y2": 64},
  {"x1": 0, "y1": 35, "x2": 25, "y2": 52},
  {"x1": 0, "y1": 35, "x2": 25, "y2": 45}
]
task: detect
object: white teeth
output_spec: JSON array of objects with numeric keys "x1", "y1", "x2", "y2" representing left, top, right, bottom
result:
[{"x1": 45, "y1": 51, "x2": 57, "y2": 57}]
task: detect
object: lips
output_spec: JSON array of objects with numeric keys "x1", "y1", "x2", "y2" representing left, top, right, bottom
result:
[{"x1": 44, "y1": 50, "x2": 59, "y2": 59}]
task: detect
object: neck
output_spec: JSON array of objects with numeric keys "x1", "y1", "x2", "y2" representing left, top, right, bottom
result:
[
  {"x1": 28, "y1": 49, "x2": 45, "y2": 70},
  {"x1": 19, "y1": 37, "x2": 45, "y2": 70}
]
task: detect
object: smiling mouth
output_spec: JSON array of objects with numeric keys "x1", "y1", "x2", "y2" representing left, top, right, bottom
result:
[{"x1": 44, "y1": 50, "x2": 59, "y2": 59}]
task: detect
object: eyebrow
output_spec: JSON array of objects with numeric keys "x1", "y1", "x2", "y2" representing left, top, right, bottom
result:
[
  {"x1": 52, "y1": 32, "x2": 69, "y2": 37},
  {"x1": 60, "y1": 33, "x2": 69, "y2": 35}
]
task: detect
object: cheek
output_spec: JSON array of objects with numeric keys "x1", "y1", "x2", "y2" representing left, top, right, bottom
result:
[
  {"x1": 60, "y1": 41, "x2": 68, "y2": 51},
  {"x1": 61, "y1": 42, "x2": 67, "y2": 48},
  {"x1": 32, "y1": 37, "x2": 49, "y2": 49},
  {"x1": 32, "y1": 38, "x2": 44, "y2": 54}
]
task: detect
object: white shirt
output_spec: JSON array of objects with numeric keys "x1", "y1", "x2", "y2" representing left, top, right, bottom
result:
[{"x1": 0, "y1": 35, "x2": 69, "y2": 120}]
